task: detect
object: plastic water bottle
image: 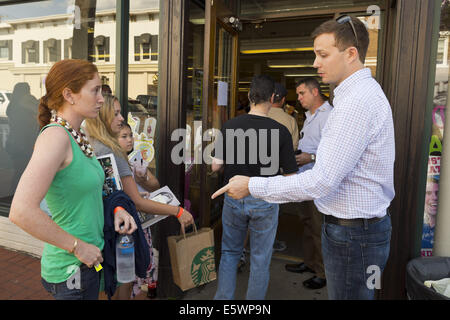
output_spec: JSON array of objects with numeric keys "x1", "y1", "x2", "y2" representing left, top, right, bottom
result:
[{"x1": 116, "y1": 228, "x2": 135, "y2": 283}]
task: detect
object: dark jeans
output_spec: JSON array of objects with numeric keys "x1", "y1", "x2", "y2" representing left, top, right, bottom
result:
[
  {"x1": 214, "y1": 194, "x2": 279, "y2": 300},
  {"x1": 41, "y1": 264, "x2": 100, "y2": 300},
  {"x1": 321, "y1": 214, "x2": 392, "y2": 300}
]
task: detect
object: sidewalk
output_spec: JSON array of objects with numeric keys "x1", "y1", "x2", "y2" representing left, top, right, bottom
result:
[
  {"x1": 0, "y1": 246, "x2": 327, "y2": 300},
  {"x1": 0, "y1": 246, "x2": 52, "y2": 300},
  {"x1": 0, "y1": 210, "x2": 328, "y2": 300},
  {"x1": 0, "y1": 246, "x2": 156, "y2": 300}
]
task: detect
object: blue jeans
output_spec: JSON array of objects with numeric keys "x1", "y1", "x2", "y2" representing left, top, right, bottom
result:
[
  {"x1": 41, "y1": 264, "x2": 100, "y2": 300},
  {"x1": 214, "y1": 194, "x2": 279, "y2": 300},
  {"x1": 321, "y1": 214, "x2": 392, "y2": 300}
]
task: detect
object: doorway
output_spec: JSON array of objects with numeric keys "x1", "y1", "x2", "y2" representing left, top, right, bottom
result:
[
  {"x1": 233, "y1": 10, "x2": 386, "y2": 261},
  {"x1": 196, "y1": 0, "x2": 387, "y2": 261}
]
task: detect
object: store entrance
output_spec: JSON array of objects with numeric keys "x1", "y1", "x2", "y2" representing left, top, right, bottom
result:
[
  {"x1": 237, "y1": 16, "x2": 332, "y2": 261},
  {"x1": 235, "y1": 11, "x2": 385, "y2": 261}
]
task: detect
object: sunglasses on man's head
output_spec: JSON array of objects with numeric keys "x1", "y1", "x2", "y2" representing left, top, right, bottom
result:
[{"x1": 336, "y1": 15, "x2": 359, "y2": 48}]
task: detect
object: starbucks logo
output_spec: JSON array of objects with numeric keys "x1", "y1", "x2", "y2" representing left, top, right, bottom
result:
[{"x1": 191, "y1": 247, "x2": 216, "y2": 286}]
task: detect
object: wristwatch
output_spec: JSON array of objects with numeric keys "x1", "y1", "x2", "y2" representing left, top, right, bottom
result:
[{"x1": 311, "y1": 154, "x2": 316, "y2": 162}]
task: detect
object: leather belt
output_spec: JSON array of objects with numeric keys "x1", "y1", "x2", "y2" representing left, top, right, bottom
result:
[{"x1": 324, "y1": 214, "x2": 384, "y2": 227}]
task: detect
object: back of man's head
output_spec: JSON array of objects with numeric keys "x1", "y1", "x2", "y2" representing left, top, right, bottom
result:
[
  {"x1": 311, "y1": 16, "x2": 369, "y2": 64},
  {"x1": 273, "y1": 82, "x2": 287, "y2": 104},
  {"x1": 249, "y1": 75, "x2": 275, "y2": 105}
]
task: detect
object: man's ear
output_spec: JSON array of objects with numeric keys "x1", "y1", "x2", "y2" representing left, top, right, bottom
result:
[
  {"x1": 270, "y1": 93, "x2": 275, "y2": 104},
  {"x1": 312, "y1": 88, "x2": 319, "y2": 97},
  {"x1": 347, "y1": 46, "x2": 360, "y2": 64}
]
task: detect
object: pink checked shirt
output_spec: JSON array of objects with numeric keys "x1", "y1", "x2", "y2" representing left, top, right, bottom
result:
[{"x1": 248, "y1": 68, "x2": 395, "y2": 219}]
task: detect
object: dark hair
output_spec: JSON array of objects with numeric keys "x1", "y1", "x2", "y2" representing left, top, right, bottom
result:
[
  {"x1": 120, "y1": 121, "x2": 131, "y2": 130},
  {"x1": 273, "y1": 82, "x2": 287, "y2": 104},
  {"x1": 248, "y1": 75, "x2": 275, "y2": 105},
  {"x1": 296, "y1": 77, "x2": 322, "y2": 93},
  {"x1": 311, "y1": 17, "x2": 369, "y2": 63}
]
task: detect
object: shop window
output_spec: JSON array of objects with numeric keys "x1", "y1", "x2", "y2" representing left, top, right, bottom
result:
[
  {"x1": 22, "y1": 40, "x2": 39, "y2": 64},
  {"x1": 0, "y1": 40, "x2": 12, "y2": 60},
  {"x1": 420, "y1": 1, "x2": 450, "y2": 257},
  {"x1": 128, "y1": 7, "x2": 161, "y2": 184},
  {"x1": 0, "y1": 0, "x2": 118, "y2": 215},
  {"x1": 44, "y1": 38, "x2": 61, "y2": 63}
]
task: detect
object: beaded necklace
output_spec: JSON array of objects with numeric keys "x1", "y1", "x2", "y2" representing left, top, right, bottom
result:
[{"x1": 51, "y1": 114, "x2": 94, "y2": 158}]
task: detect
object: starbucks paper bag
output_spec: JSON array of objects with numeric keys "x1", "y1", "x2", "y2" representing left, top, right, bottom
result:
[{"x1": 167, "y1": 226, "x2": 216, "y2": 291}]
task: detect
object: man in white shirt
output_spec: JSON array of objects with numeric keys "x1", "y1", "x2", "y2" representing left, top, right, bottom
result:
[
  {"x1": 285, "y1": 78, "x2": 332, "y2": 290},
  {"x1": 212, "y1": 16, "x2": 395, "y2": 300},
  {"x1": 268, "y1": 82, "x2": 299, "y2": 253}
]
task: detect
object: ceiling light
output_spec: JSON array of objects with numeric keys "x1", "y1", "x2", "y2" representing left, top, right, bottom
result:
[
  {"x1": 268, "y1": 60, "x2": 314, "y2": 68},
  {"x1": 284, "y1": 73, "x2": 318, "y2": 77},
  {"x1": 241, "y1": 47, "x2": 314, "y2": 54},
  {"x1": 240, "y1": 37, "x2": 314, "y2": 55}
]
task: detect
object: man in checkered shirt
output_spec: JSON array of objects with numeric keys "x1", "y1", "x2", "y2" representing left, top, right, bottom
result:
[{"x1": 212, "y1": 16, "x2": 394, "y2": 300}]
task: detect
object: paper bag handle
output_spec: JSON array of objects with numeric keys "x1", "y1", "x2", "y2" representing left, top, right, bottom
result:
[{"x1": 181, "y1": 223, "x2": 198, "y2": 240}]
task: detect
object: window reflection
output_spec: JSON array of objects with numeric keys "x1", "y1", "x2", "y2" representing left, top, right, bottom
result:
[
  {"x1": 420, "y1": 0, "x2": 450, "y2": 257},
  {"x1": 127, "y1": 5, "x2": 159, "y2": 178},
  {"x1": 0, "y1": 0, "x2": 162, "y2": 215},
  {"x1": 0, "y1": 0, "x2": 118, "y2": 211}
]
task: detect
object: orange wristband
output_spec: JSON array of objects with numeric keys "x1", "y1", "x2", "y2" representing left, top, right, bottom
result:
[
  {"x1": 176, "y1": 207, "x2": 184, "y2": 218},
  {"x1": 114, "y1": 206, "x2": 125, "y2": 215}
]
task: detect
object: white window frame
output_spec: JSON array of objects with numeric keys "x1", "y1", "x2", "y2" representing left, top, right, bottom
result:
[{"x1": 437, "y1": 32, "x2": 449, "y2": 67}]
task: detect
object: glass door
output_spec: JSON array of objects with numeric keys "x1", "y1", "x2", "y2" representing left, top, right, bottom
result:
[{"x1": 200, "y1": 0, "x2": 239, "y2": 228}]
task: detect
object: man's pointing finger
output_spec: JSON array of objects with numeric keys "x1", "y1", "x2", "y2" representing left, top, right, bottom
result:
[{"x1": 211, "y1": 184, "x2": 230, "y2": 199}]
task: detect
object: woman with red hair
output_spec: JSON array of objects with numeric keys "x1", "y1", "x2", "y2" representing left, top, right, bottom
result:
[{"x1": 9, "y1": 59, "x2": 137, "y2": 300}]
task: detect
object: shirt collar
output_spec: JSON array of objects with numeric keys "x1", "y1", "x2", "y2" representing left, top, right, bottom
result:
[
  {"x1": 269, "y1": 107, "x2": 285, "y2": 114},
  {"x1": 305, "y1": 101, "x2": 332, "y2": 119},
  {"x1": 334, "y1": 68, "x2": 372, "y2": 98}
]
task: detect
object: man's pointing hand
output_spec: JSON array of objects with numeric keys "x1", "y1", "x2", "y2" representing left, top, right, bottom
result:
[{"x1": 211, "y1": 175, "x2": 251, "y2": 200}]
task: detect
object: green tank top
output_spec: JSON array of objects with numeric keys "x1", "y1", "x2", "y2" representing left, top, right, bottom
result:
[{"x1": 40, "y1": 124, "x2": 105, "y2": 283}]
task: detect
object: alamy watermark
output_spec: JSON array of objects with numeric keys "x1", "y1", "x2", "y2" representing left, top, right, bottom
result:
[
  {"x1": 170, "y1": 121, "x2": 280, "y2": 176},
  {"x1": 366, "y1": 265, "x2": 382, "y2": 290}
]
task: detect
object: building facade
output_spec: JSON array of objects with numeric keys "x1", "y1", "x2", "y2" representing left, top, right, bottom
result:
[{"x1": 0, "y1": 7, "x2": 159, "y2": 102}]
